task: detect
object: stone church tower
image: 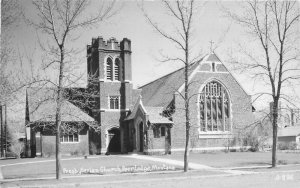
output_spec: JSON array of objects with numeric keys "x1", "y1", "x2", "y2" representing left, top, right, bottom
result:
[{"x1": 86, "y1": 37, "x2": 140, "y2": 154}]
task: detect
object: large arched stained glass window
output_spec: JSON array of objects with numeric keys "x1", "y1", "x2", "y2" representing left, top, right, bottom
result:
[
  {"x1": 106, "y1": 58, "x2": 113, "y2": 80},
  {"x1": 199, "y1": 81, "x2": 230, "y2": 132}
]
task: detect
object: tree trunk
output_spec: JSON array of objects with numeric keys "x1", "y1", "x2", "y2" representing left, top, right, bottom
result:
[
  {"x1": 55, "y1": 116, "x2": 61, "y2": 179},
  {"x1": 183, "y1": 42, "x2": 190, "y2": 172},
  {"x1": 56, "y1": 46, "x2": 65, "y2": 179},
  {"x1": 271, "y1": 99, "x2": 279, "y2": 168},
  {"x1": 184, "y1": 107, "x2": 190, "y2": 172}
]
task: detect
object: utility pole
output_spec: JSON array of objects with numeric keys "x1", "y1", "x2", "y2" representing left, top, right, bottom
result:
[
  {"x1": 0, "y1": 105, "x2": 3, "y2": 157},
  {"x1": 4, "y1": 104, "x2": 7, "y2": 157}
]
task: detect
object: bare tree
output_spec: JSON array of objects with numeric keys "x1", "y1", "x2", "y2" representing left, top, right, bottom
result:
[
  {"x1": 140, "y1": 0, "x2": 204, "y2": 172},
  {"x1": 1, "y1": 0, "x2": 22, "y2": 158},
  {"x1": 225, "y1": 0, "x2": 300, "y2": 167},
  {"x1": 29, "y1": 0, "x2": 117, "y2": 179},
  {"x1": 1, "y1": 0, "x2": 21, "y2": 103}
]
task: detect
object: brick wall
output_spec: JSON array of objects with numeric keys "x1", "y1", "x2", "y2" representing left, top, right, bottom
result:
[
  {"x1": 146, "y1": 127, "x2": 168, "y2": 155},
  {"x1": 87, "y1": 37, "x2": 136, "y2": 154},
  {"x1": 41, "y1": 134, "x2": 89, "y2": 157},
  {"x1": 87, "y1": 37, "x2": 131, "y2": 82},
  {"x1": 171, "y1": 71, "x2": 254, "y2": 150}
]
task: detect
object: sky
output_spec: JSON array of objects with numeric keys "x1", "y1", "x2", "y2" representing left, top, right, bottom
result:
[{"x1": 4, "y1": 0, "x2": 300, "y2": 110}]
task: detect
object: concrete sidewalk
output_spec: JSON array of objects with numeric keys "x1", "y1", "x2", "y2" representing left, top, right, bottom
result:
[
  {"x1": 123, "y1": 154, "x2": 214, "y2": 170},
  {"x1": 123, "y1": 154, "x2": 256, "y2": 175}
]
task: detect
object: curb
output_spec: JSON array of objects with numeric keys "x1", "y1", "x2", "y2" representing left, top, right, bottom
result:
[
  {"x1": 219, "y1": 163, "x2": 300, "y2": 171},
  {"x1": 0, "y1": 168, "x2": 3, "y2": 180},
  {"x1": 0, "y1": 169, "x2": 195, "y2": 183},
  {"x1": 0, "y1": 173, "x2": 238, "y2": 187}
]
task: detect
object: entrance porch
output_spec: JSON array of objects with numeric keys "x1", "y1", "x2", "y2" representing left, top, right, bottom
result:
[{"x1": 124, "y1": 97, "x2": 173, "y2": 154}]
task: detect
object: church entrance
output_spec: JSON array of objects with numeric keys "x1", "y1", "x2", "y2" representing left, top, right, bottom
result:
[
  {"x1": 107, "y1": 128, "x2": 121, "y2": 153},
  {"x1": 139, "y1": 122, "x2": 144, "y2": 152}
]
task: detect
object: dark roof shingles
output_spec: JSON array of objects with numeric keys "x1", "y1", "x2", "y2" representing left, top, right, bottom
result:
[
  {"x1": 144, "y1": 106, "x2": 172, "y2": 124},
  {"x1": 140, "y1": 60, "x2": 201, "y2": 107},
  {"x1": 27, "y1": 88, "x2": 94, "y2": 122}
]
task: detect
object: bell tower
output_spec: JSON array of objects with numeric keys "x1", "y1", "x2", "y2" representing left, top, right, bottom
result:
[
  {"x1": 86, "y1": 37, "x2": 134, "y2": 154},
  {"x1": 87, "y1": 37, "x2": 132, "y2": 83}
]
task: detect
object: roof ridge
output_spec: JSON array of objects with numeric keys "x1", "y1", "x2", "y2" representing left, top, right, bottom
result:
[
  {"x1": 139, "y1": 60, "x2": 200, "y2": 89},
  {"x1": 215, "y1": 51, "x2": 251, "y2": 97},
  {"x1": 139, "y1": 66, "x2": 184, "y2": 89},
  {"x1": 144, "y1": 106, "x2": 163, "y2": 109}
]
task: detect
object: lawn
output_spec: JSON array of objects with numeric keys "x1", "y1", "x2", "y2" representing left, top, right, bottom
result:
[
  {"x1": 159, "y1": 151, "x2": 300, "y2": 168},
  {"x1": 1, "y1": 155, "x2": 181, "y2": 179},
  {"x1": 1, "y1": 152, "x2": 299, "y2": 180}
]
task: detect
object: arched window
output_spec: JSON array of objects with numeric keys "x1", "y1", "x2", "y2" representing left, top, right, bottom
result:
[
  {"x1": 106, "y1": 58, "x2": 113, "y2": 80},
  {"x1": 114, "y1": 58, "x2": 120, "y2": 81},
  {"x1": 199, "y1": 81, "x2": 230, "y2": 132},
  {"x1": 212, "y1": 62, "x2": 216, "y2": 72}
]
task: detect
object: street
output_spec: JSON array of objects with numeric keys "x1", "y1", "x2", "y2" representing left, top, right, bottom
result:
[{"x1": 1, "y1": 166, "x2": 300, "y2": 188}]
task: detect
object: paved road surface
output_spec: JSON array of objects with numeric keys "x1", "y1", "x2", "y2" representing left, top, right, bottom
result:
[{"x1": 1, "y1": 167, "x2": 300, "y2": 188}]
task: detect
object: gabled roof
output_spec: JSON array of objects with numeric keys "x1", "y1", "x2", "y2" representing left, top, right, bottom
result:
[
  {"x1": 206, "y1": 53, "x2": 221, "y2": 62},
  {"x1": 125, "y1": 96, "x2": 146, "y2": 121},
  {"x1": 125, "y1": 96, "x2": 172, "y2": 124},
  {"x1": 27, "y1": 88, "x2": 95, "y2": 123},
  {"x1": 144, "y1": 106, "x2": 173, "y2": 124},
  {"x1": 278, "y1": 126, "x2": 300, "y2": 137},
  {"x1": 139, "y1": 52, "x2": 253, "y2": 108},
  {"x1": 139, "y1": 59, "x2": 202, "y2": 107}
]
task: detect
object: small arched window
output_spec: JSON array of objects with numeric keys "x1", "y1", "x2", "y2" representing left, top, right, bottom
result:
[
  {"x1": 199, "y1": 81, "x2": 230, "y2": 132},
  {"x1": 106, "y1": 58, "x2": 113, "y2": 80},
  {"x1": 212, "y1": 62, "x2": 216, "y2": 72},
  {"x1": 114, "y1": 58, "x2": 120, "y2": 81}
]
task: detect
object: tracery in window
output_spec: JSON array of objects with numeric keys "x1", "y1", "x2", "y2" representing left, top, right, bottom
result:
[{"x1": 199, "y1": 81, "x2": 230, "y2": 132}]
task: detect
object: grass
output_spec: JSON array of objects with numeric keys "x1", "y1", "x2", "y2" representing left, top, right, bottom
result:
[
  {"x1": 1, "y1": 155, "x2": 181, "y2": 179},
  {"x1": 159, "y1": 151, "x2": 300, "y2": 168},
  {"x1": 1, "y1": 151, "x2": 299, "y2": 179}
]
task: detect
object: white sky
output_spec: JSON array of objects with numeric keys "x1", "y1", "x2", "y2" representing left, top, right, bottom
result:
[{"x1": 6, "y1": 0, "x2": 300, "y2": 110}]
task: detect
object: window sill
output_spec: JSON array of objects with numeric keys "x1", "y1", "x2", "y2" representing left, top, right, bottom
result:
[
  {"x1": 199, "y1": 131, "x2": 231, "y2": 134},
  {"x1": 61, "y1": 142, "x2": 80, "y2": 144},
  {"x1": 104, "y1": 80, "x2": 121, "y2": 82},
  {"x1": 198, "y1": 132, "x2": 233, "y2": 139}
]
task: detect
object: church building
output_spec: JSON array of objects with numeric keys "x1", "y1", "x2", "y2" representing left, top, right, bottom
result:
[{"x1": 25, "y1": 37, "x2": 254, "y2": 157}]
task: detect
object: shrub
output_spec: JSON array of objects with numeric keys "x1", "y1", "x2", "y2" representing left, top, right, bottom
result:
[
  {"x1": 277, "y1": 142, "x2": 297, "y2": 150},
  {"x1": 9, "y1": 141, "x2": 25, "y2": 158},
  {"x1": 288, "y1": 142, "x2": 297, "y2": 150},
  {"x1": 242, "y1": 134, "x2": 260, "y2": 152},
  {"x1": 71, "y1": 150, "x2": 79, "y2": 156},
  {"x1": 278, "y1": 160, "x2": 287, "y2": 165},
  {"x1": 249, "y1": 147, "x2": 259, "y2": 152},
  {"x1": 223, "y1": 137, "x2": 235, "y2": 152},
  {"x1": 278, "y1": 142, "x2": 287, "y2": 150}
]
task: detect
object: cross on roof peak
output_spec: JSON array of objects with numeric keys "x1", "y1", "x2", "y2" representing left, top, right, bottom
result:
[{"x1": 209, "y1": 40, "x2": 214, "y2": 53}]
